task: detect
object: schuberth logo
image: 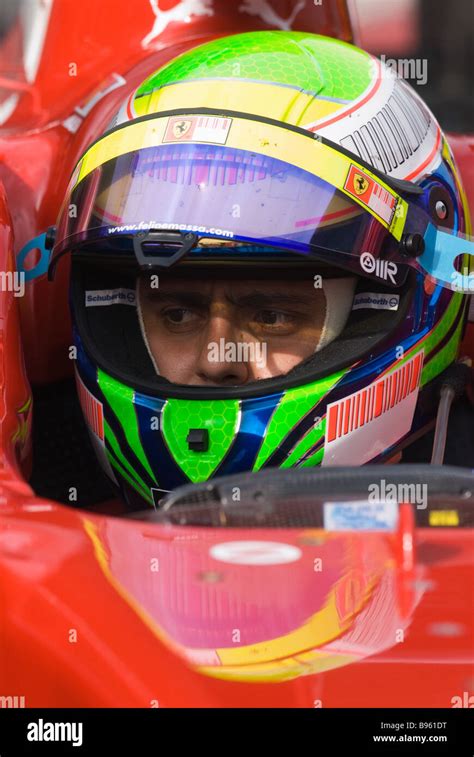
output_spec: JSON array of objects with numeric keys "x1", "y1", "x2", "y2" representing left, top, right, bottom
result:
[{"x1": 352, "y1": 292, "x2": 400, "y2": 311}]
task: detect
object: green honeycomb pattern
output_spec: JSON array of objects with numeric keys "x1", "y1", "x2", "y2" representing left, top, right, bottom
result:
[
  {"x1": 136, "y1": 31, "x2": 373, "y2": 105},
  {"x1": 161, "y1": 398, "x2": 240, "y2": 482},
  {"x1": 253, "y1": 369, "x2": 345, "y2": 470}
]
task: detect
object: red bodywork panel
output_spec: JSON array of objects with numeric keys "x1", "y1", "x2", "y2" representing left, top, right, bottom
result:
[
  {"x1": 1, "y1": 495, "x2": 473, "y2": 708},
  {"x1": 0, "y1": 0, "x2": 472, "y2": 707}
]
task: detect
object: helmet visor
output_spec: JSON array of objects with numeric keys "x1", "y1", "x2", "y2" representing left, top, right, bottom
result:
[
  {"x1": 55, "y1": 142, "x2": 408, "y2": 283},
  {"x1": 52, "y1": 113, "x2": 474, "y2": 290}
]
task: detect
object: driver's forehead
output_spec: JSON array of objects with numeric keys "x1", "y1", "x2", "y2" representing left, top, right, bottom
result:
[{"x1": 140, "y1": 274, "x2": 316, "y2": 296}]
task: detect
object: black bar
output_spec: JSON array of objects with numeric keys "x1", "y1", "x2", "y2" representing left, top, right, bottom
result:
[{"x1": 0, "y1": 708, "x2": 472, "y2": 755}]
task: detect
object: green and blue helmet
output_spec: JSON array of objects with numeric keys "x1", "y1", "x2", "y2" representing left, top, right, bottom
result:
[{"x1": 51, "y1": 31, "x2": 473, "y2": 510}]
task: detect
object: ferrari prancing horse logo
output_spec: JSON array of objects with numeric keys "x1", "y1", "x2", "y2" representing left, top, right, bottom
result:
[
  {"x1": 173, "y1": 120, "x2": 192, "y2": 139},
  {"x1": 353, "y1": 173, "x2": 370, "y2": 195}
]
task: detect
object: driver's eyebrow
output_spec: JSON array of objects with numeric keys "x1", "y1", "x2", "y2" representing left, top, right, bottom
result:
[
  {"x1": 141, "y1": 290, "x2": 212, "y2": 307},
  {"x1": 141, "y1": 288, "x2": 318, "y2": 308},
  {"x1": 228, "y1": 291, "x2": 317, "y2": 308}
]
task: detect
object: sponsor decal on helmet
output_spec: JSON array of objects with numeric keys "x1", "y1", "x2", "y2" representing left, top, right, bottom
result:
[
  {"x1": 360, "y1": 252, "x2": 398, "y2": 284},
  {"x1": 323, "y1": 351, "x2": 424, "y2": 466},
  {"x1": 344, "y1": 164, "x2": 397, "y2": 226},
  {"x1": 105, "y1": 221, "x2": 234, "y2": 238},
  {"x1": 163, "y1": 115, "x2": 232, "y2": 145},
  {"x1": 352, "y1": 172, "x2": 370, "y2": 195},
  {"x1": 352, "y1": 292, "x2": 400, "y2": 311},
  {"x1": 85, "y1": 289, "x2": 136, "y2": 306}
]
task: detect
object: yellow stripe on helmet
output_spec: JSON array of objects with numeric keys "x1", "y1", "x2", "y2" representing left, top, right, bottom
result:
[{"x1": 133, "y1": 79, "x2": 343, "y2": 128}]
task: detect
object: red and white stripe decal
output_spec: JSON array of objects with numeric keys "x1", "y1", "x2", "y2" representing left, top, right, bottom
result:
[
  {"x1": 75, "y1": 372, "x2": 104, "y2": 441},
  {"x1": 368, "y1": 183, "x2": 397, "y2": 225},
  {"x1": 326, "y1": 351, "x2": 423, "y2": 444}
]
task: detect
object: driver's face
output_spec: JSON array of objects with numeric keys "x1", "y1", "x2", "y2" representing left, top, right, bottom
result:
[{"x1": 138, "y1": 273, "x2": 326, "y2": 386}]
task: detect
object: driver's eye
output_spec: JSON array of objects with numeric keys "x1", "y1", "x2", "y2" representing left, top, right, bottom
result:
[
  {"x1": 164, "y1": 308, "x2": 192, "y2": 324},
  {"x1": 256, "y1": 310, "x2": 291, "y2": 325},
  {"x1": 159, "y1": 306, "x2": 205, "y2": 332},
  {"x1": 250, "y1": 310, "x2": 300, "y2": 334}
]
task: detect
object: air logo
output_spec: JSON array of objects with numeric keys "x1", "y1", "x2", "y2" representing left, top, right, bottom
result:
[{"x1": 360, "y1": 252, "x2": 398, "y2": 284}]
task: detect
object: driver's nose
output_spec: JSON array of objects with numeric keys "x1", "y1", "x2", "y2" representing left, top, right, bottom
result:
[{"x1": 195, "y1": 308, "x2": 251, "y2": 386}]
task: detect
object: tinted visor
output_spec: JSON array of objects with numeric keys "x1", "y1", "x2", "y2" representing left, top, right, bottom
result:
[
  {"x1": 52, "y1": 112, "x2": 474, "y2": 291},
  {"x1": 54, "y1": 142, "x2": 408, "y2": 285}
]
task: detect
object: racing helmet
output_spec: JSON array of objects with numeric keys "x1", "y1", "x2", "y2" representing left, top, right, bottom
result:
[{"x1": 50, "y1": 31, "x2": 473, "y2": 510}]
